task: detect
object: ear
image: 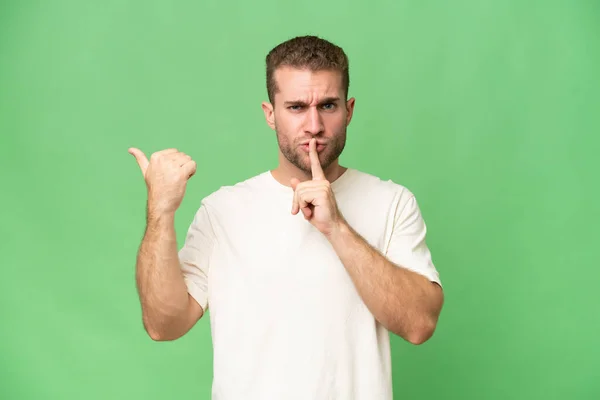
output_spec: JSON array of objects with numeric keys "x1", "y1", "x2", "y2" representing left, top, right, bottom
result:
[
  {"x1": 261, "y1": 101, "x2": 275, "y2": 130},
  {"x1": 345, "y1": 97, "x2": 356, "y2": 127}
]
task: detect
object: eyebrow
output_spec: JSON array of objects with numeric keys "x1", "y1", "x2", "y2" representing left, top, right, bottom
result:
[{"x1": 283, "y1": 97, "x2": 341, "y2": 107}]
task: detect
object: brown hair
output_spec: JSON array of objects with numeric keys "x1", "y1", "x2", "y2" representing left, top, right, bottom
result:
[{"x1": 265, "y1": 35, "x2": 350, "y2": 104}]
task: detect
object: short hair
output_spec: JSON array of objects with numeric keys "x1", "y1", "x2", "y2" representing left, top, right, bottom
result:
[{"x1": 265, "y1": 35, "x2": 350, "y2": 104}]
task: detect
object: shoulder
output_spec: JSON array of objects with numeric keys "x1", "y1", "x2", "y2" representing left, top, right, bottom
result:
[
  {"x1": 345, "y1": 168, "x2": 416, "y2": 203},
  {"x1": 198, "y1": 171, "x2": 271, "y2": 210},
  {"x1": 347, "y1": 170, "x2": 431, "y2": 234}
]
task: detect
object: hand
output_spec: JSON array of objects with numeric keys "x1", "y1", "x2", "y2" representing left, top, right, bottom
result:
[
  {"x1": 291, "y1": 138, "x2": 345, "y2": 237},
  {"x1": 128, "y1": 147, "x2": 197, "y2": 216}
]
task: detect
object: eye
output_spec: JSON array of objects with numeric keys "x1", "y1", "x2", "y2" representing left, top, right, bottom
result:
[
  {"x1": 321, "y1": 103, "x2": 336, "y2": 110},
  {"x1": 288, "y1": 105, "x2": 303, "y2": 111}
]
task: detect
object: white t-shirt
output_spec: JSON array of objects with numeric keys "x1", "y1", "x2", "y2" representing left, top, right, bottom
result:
[{"x1": 178, "y1": 168, "x2": 442, "y2": 400}]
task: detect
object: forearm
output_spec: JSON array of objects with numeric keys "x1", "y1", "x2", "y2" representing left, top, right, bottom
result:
[
  {"x1": 327, "y1": 221, "x2": 443, "y2": 344},
  {"x1": 135, "y1": 211, "x2": 194, "y2": 340}
]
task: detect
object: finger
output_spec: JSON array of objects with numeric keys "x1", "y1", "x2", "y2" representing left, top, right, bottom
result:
[
  {"x1": 157, "y1": 148, "x2": 179, "y2": 156},
  {"x1": 182, "y1": 160, "x2": 197, "y2": 179},
  {"x1": 174, "y1": 153, "x2": 192, "y2": 166},
  {"x1": 291, "y1": 178, "x2": 300, "y2": 191},
  {"x1": 128, "y1": 147, "x2": 149, "y2": 175},
  {"x1": 149, "y1": 148, "x2": 179, "y2": 164},
  {"x1": 290, "y1": 178, "x2": 300, "y2": 214},
  {"x1": 302, "y1": 206, "x2": 312, "y2": 219},
  {"x1": 309, "y1": 138, "x2": 325, "y2": 180},
  {"x1": 298, "y1": 197, "x2": 310, "y2": 216},
  {"x1": 296, "y1": 188, "x2": 317, "y2": 216}
]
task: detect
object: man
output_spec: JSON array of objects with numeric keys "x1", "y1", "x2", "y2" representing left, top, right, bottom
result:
[{"x1": 129, "y1": 35, "x2": 444, "y2": 399}]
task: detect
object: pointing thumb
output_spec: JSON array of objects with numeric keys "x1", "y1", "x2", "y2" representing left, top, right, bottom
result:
[{"x1": 128, "y1": 147, "x2": 149, "y2": 175}]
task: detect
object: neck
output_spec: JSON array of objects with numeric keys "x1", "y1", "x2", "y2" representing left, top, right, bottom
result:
[{"x1": 270, "y1": 159, "x2": 347, "y2": 187}]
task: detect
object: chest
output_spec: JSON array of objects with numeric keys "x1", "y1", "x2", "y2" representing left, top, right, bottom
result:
[{"x1": 205, "y1": 195, "x2": 391, "y2": 318}]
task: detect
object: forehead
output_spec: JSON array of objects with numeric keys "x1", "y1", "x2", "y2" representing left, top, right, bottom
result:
[{"x1": 273, "y1": 67, "x2": 343, "y2": 101}]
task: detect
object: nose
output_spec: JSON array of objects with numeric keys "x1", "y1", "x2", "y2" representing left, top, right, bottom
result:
[{"x1": 304, "y1": 106, "x2": 324, "y2": 136}]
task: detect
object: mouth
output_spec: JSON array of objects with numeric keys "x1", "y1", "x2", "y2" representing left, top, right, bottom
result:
[{"x1": 300, "y1": 143, "x2": 326, "y2": 152}]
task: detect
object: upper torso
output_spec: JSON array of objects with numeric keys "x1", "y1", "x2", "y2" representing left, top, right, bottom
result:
[{"x1": 180, "y1": 168, "x2": 439, "y2": 400}]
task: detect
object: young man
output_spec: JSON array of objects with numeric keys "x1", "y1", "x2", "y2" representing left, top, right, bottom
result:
[{"x1": 129, "y1": 35, "x2": 444, "y2": 400}]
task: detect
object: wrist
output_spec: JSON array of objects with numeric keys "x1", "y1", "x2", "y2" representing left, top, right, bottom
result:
[
  {"x1": 325, "y1": 218, "x2": 350, "y2": 243},
  {"x1": 147, "y1": 207, "x2": 176, "y2": 226}
]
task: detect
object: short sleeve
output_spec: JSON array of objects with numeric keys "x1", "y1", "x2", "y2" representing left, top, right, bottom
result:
[
  {"x1": 178, "y1": 203, "x2": 216, "y2": 312},
  {"x1": 385, "y1": 192, "x2": 442, "y2": 287}
]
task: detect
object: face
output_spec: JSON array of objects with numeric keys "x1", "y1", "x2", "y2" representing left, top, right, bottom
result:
[{"x1": 262, "y1": 67, "x2": 355, "y2": 175}]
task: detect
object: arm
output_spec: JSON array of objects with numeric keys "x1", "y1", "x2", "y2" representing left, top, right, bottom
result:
[
  {"x1": 129, "y1": 147, "x2": 209, "y2": 341},
  {"x1": 326, "y1": 220, "x2": 443, "y2": 345},
  {"x1": 135, "y1": 211, "x2": 203, "y2": 341},
  {"x1": 290, "y1": 139, "x2": 443, "y2": 344}
]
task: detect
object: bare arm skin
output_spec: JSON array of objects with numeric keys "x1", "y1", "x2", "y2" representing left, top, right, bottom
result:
[
  {"x1": 326, "y1": 222, "x2": 444, "y2": 344},
  {"x1": 135, "y1": 211, "x2": 203, "y2": 341},
  {"x1": 291, "y1": 138, "x2": 444, "y2": 345},
  {"x1": 129, "y1": 147, "x2": 202, "y2": 341}
]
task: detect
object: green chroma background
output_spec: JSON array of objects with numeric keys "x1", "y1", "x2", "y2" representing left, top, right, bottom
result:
[{"x1": 1, "y1": 0, "x2": 599, "y2": 399}]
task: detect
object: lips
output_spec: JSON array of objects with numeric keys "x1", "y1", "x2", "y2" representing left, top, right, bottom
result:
[
  {"x1": 299, "y1": 140, "x2": 326, "y2": 145},
  {"x1": 300, "y1": 143, "x2": 326, "y2": 152}
]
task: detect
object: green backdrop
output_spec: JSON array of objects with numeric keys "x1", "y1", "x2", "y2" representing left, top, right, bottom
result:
[{"x1": 1, "y1": 0, "x2": 599, "y2": 399}]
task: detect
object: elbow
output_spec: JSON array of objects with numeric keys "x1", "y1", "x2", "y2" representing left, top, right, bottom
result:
[
  {"x1": 406, "y1": 286, "x2": 444, "y2": 345},
  {"x1": 147, "y1": 328, "x2": 169, "y2": 342},
  {"x1": 144, "y1": 322, "x2": 167, "y2": 341},
  {"x1": 143, "y1": 317, "x2": 179, "y2": 342},
  {"x1": 404, "y1": 317, "x2": 439, "y2": 345},
  {"x1": 145, "y1": 326, "x2": 180, "y2": 342},
  {"x1": 406, "y1": 327, "x2": 434, "y2": 345}
]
